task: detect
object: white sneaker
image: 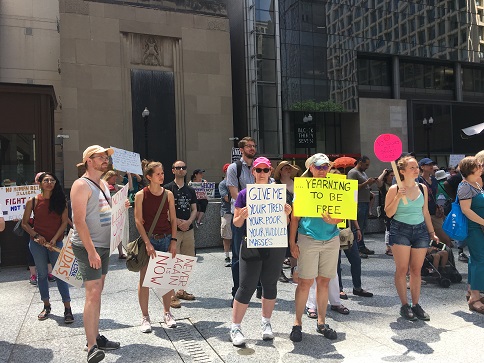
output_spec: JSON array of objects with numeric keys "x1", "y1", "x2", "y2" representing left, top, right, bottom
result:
[
  {"x1": 261, "y1": 321, "x2": 274, "y2": 340},
  {"x1": 141, "y1": 316, "x2": 152, "y2": 333},
  {"x1": 164, "y1": 312, "x2": 177, "y2": 328},
  {"x1": 230, "y1": 327, "x2": 246, "y2": 346}
]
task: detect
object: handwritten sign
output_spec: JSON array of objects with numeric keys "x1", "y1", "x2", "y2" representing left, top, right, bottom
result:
[
  {"x1": 295, "y1": 124, "x2": 315, "y2": 147},
  {"x1": 52, "y1": 230, "x2": 83, "y2": 288},
  {"x1": 246, "y1": 184, "x2": 287, "y2": 248},
  {"x1": 0, "y1": 185, "x2": 40, "y2": 220},
  {"x1": 142, "y1": 252, "x2": 196, "y2": 295},
  {"x1": 110, "y1": 146, "x2": 143, "y2": 175},
  {"x1": 293, "y1": 177, "x2": 358, "y2": 219},
  {"x1": 374, "y1": 134, "x2": 402, "y2": 162},
  {"x1": 449, "y1": 154, "x2": 465, "y2": 169},
  {"x1": 110, "y1": 184, "x2": 129, "y2": 253},
  {"x1": 190, "y1": 182, "x2": 216, "y2": 198}
]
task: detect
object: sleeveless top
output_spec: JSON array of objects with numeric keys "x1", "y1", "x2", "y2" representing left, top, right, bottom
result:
[
  {"x1": 393, "y1": 184, "x2": 424, "y2": 225},
  {"x1": 71, "y1": 179, "x2": 112, "y2": 248},
  {"x1": 142, "y1": 187, "x2": 171, "y2": 235},
  {"x1": 33, "y1": 195, "x2": 63, "y2": 242}
]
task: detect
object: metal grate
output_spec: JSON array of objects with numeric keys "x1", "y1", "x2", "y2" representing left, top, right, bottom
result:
[{"x1": 163, "y1": 319, "x2": 223, "y2": 363}]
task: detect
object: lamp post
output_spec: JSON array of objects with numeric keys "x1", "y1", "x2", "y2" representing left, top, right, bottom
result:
[
  {"x1": 303, "y1": 114, "x2": 313, "y2": 156},
  {"x1": 422, "y1": 117, "x2": 433, "y2": 158},
  {"x1": 142, "y1": 107, "x2": 150, "y2": 159}
]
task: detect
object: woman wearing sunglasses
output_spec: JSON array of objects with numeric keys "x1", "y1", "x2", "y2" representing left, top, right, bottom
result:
[
  {"x1": 21, "y1": 172, "x2": 73, "y2": 323},
  {"x1": 229, "y1": 157, "x2": 292, "y2": 346},
  {"x1": 289, "y1": 153, "x2": 341, "y2": 342}
]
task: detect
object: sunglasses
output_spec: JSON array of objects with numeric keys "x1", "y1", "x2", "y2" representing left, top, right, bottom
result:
[
  {"x1": 313, "y1": 164, "x2": 330, "y2": 171},
  {"x1": 255, "y1": 168, "x2": 271, "y2": 173},
  {"x1": 174, "y1": 166, "x2": 187, "y2": 170}
]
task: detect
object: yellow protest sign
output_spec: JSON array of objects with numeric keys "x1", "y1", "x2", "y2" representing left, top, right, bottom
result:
[{"x1": 293, "y1": 177, "x2": 358, "y2": 219}]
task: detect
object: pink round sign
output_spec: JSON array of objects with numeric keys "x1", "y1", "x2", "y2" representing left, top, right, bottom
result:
[{"x1": 374, "y1": 134, "x2": 402, "y2": 162}]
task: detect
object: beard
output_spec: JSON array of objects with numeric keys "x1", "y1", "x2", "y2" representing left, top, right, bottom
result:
[
  {"x1": 243, "y1": 151, "x2": 256, "y2": 159},
  {"x1": 93, "y1": 163, "x2": 108, "y2": 173}
]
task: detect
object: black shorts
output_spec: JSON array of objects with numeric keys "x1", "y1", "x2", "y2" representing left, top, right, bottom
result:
[{"x1": 197, "y1": 199, "x2": 208, "y2": 213}]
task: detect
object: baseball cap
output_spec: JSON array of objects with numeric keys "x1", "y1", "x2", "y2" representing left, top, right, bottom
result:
[
  {"x1": 81, "y1": 145, "x2": 114, "y2": 164},
  {"x1": 222, "y1": 163, "x2": 230, "y2": 173},
  {"x1": 252, "y1": 157, "x2": 271, "y2": 168},
  {"x1": 302, "y1": 153, "x2": 332, "y2": 177},
  {"x1": 193, "y1": 169, "x2": 205, "y2": 174},
  {"x1": 418, "y1": 157, "x2": 435, "y2": 167}
]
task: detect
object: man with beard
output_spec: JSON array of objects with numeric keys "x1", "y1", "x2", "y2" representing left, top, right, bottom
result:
[
  {"x1": 70, "y1": 145, "x2": 120, "y2": 363},
  {"x1": 226, "y1": 137, "x2": 256, "y2": 301},
  {"x1": 164, "y1": 160, "x2": 198, "y2": 307},
  {"x1": 347, "y1": 156, "x2": 376, "y2": 258}
]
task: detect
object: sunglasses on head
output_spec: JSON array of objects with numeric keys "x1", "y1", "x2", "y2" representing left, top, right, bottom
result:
[
  {"x1": 255, "y1": 168, "x2": 271, "y2": 173},
  {"x1": 313, "y1": 164, "x2": 330, "y2": 171},
  {"x1": 174, "y1": 166, "x2": 187, "y2": 170}
]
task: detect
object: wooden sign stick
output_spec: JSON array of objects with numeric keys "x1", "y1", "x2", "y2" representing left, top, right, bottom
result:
[{"x1": 390, "y1": 160, "x2": 408, "y2": 205}]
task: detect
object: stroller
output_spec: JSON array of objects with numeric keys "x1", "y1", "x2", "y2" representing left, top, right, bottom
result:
[{"x1": 421, "y1": 241, "x2": 462, "y2": 288}]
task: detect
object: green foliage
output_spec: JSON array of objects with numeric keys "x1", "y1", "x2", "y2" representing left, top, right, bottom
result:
[{"x1": 290, "y1": 100, "x2": 344, "y2": 112}]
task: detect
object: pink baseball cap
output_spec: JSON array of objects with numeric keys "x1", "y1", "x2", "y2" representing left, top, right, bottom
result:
[{"x1": 252, "y1": 157, "x2": 271, "y2": 169}]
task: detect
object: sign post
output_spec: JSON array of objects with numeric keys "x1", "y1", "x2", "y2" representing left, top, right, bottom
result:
[{"x1": 373, "y1": 133, "x2": 407, "y2": 204}]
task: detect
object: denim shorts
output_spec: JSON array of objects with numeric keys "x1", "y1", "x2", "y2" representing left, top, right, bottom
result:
[
  {"x1": 389, "y1": 220, "x2": 429, "y2": 249},
  {"x1": 150, "y1": 235, "x2": 172, "y2": 252}
]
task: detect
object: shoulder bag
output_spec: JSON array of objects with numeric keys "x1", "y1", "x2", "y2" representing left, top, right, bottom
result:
[
  {"x1": 126, "y1": 190, "x2": 167, "y2": 272},
  {"x1": 13, "y1": 197, "x2": 35, "y2": 237},
  {"x1": 339, "y1": 227, "x2": 354, "y2": 250},
  {"x1": 442, "y1": 195, "x2": 468, "y2": 241}
]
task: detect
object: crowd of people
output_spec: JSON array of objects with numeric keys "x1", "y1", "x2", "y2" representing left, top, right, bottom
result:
[{"x1": 1, "y1": 140, "x2": 484, "y2": 363}]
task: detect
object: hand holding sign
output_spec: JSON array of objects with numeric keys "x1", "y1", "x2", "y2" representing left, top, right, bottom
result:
[{"x1": 374, "y1": 134, "x2": 407, "y2": 204}]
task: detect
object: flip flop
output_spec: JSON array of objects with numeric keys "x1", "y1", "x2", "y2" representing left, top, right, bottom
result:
[
  {"x1": 331, "y1": 305, "x2": 350, "y2": 315},
  {"x1": 469, "y1": 300, "x2": 484, "y2": 314},
  {"x1": 305, "y1": 307, "x2": 318, "y2": 319},
  {"x1": 385, "y1": 250, "x2": 393, "y2": 256}
]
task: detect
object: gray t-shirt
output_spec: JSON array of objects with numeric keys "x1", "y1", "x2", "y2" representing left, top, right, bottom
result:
[
  {"x1": 71, "y1": 179, "x2": 112, "y2": 249},
  {"x1": 347, "y1": 167, "x2": 371, "y2": 202},
  {"x1": 226, "y1": 159, "x2": 255, "y2": 213},
  {"x1": 218, "y1": 179, "x2": 231, "y2": 216}
]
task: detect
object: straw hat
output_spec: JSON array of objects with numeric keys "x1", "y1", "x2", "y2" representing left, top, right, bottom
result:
[{"x1": 274, "y1": 161, "x2": 300, "y2": 180}]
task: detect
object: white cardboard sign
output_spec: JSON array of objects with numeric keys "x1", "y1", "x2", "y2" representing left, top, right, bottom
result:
[
  {"x1": 246, "y1": 184, "x2": 287, "y2": 248},
  {"x1": 0, "y1": 185, "x2": 40, "y2": 220},
  {"x1": 52, "y1": 230, "x2": 83, "y2": 288},
  {"x1": 110, "y1": 184, "x2": 129, "y2": 253},
  {"x1": 110, "y1": 146, "x2": 143, "y2": 175}
]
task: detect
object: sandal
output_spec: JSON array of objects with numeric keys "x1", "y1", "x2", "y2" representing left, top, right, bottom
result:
[
  {"x1": 330, "y1": 305, "x2": 350, "y2": 315},
  {"x1": 384, "y1": 250, "x2": 393, "y2": 256},
  {"x1": 305, "y1": 307, "x2": 318, "y2": 319},
  {"x1": 64, "y1": 309, "x2": 74, "y2": 324},
  {"x1": 316, "y1": 323, "x2": 337, "y2": 340},
  {"x1": 38, "y1": 305, "x2": 51, "y2": 321},
  {"x1": 339, "y1": 291, "x2": 348, "y2": 300},
  {"x1": 469, "y1": 300, "x2": 484, "y2": 314}
]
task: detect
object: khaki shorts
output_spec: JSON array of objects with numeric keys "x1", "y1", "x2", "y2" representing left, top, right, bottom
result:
[
  {"x1": 221, "y1": 214, "x2": 233, "y2": 239},
  {"x1": 176, "y1": 229, "x2": 195, "y2": 256},
  {"x1": 297, "y1": 234, "x2": 340, "y2": 280}
]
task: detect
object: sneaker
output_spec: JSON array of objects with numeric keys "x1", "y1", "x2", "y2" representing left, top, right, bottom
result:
[
  {"x1": 96, "y1": 335, "x2": 120, "y2": 350},
  {"x1": 316, "y1": 323, "x2": 337, "y2": 340},
  {"x1": 360, "y1": 247, "x2": 375, "y2": 255},
  {"x1": 411, "y1": 304, "x2": 430, "y2": 321},
  {"x1": 224, "y1": 257, "x2": 231, "y2": 267},
  {"x1": 164, "y1": 312, "x2": 177, "y2": 328},
  {"x1": 176, "y1": 290, "x2": 195, "y2": 301},
  {"x1": 359, "y1": 252, "x2": 368, "y2": 259},
  {"x1": 400, "y1": 304, "x2": 417, "y2": 321},
  {"x1": 87, "y1": 345, "x2": 105, "y2": 363},
  {"x1": 458, "y1": 252, "x2": 469, "y2": 262},
  {"x1": 47, "y1": 273, "x2": 56, "y2": 282},
  {"x1": 64, "y1": 308, "x2": 74, "y2": 324},
  {"x1": 261, "y1": 321, "x2": 274, "y2": 340},
  {"x1": 230, "y1": 326, "x2": 246, "y2": 346},
  {"x1": 29, "y1": 275, "x2": 37, "y2": 285},
  {"x1": 170, "y1": 296, "x2": 181, "y2": 308},
  {"x1": 353, "y1": 288, "x2": 373, "y2": 297},
  {"x1": 279, "y1": 270, "x2": 290, "y2": 283},
  {"x1": 141, "y1": 316, "x2": 152, "y2": 333},
  {"x1": 289, "y1": 325, "x2": 302, "y2": 342}
]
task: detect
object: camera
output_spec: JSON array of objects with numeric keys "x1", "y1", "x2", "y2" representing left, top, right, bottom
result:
[{"x1": 429, "y1": 240, "x2": 446, "y2": 250}]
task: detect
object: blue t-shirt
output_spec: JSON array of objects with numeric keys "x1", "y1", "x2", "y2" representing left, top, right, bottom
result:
[
  {"x1": 219, "y1": 179, "x2": 231, "y2": 216},
  {"x1": 298, "y1": 217, "x2": 339, "y2": 241},
  {"x1": 418, "y1": 176, "x2": 437, "y2": 215}
]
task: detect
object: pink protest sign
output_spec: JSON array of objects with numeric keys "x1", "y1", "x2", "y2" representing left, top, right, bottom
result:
[{"x1": 374, "y1": 134, "x2": 402, "y2": 162}]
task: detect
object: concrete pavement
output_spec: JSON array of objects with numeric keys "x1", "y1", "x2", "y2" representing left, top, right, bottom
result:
[{"x1": 1, "y1": 233, "x2": 483, "y2": 362}]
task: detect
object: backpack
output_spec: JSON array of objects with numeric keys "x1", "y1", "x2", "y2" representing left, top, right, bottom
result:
[{"x1": 235, "y1": 160, "x2": 243, "y2": 191}]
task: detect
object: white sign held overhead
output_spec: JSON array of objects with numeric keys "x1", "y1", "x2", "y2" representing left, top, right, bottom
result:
[{"x1": 110, "y1": 147, "x2": 143, "y2": 175}]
